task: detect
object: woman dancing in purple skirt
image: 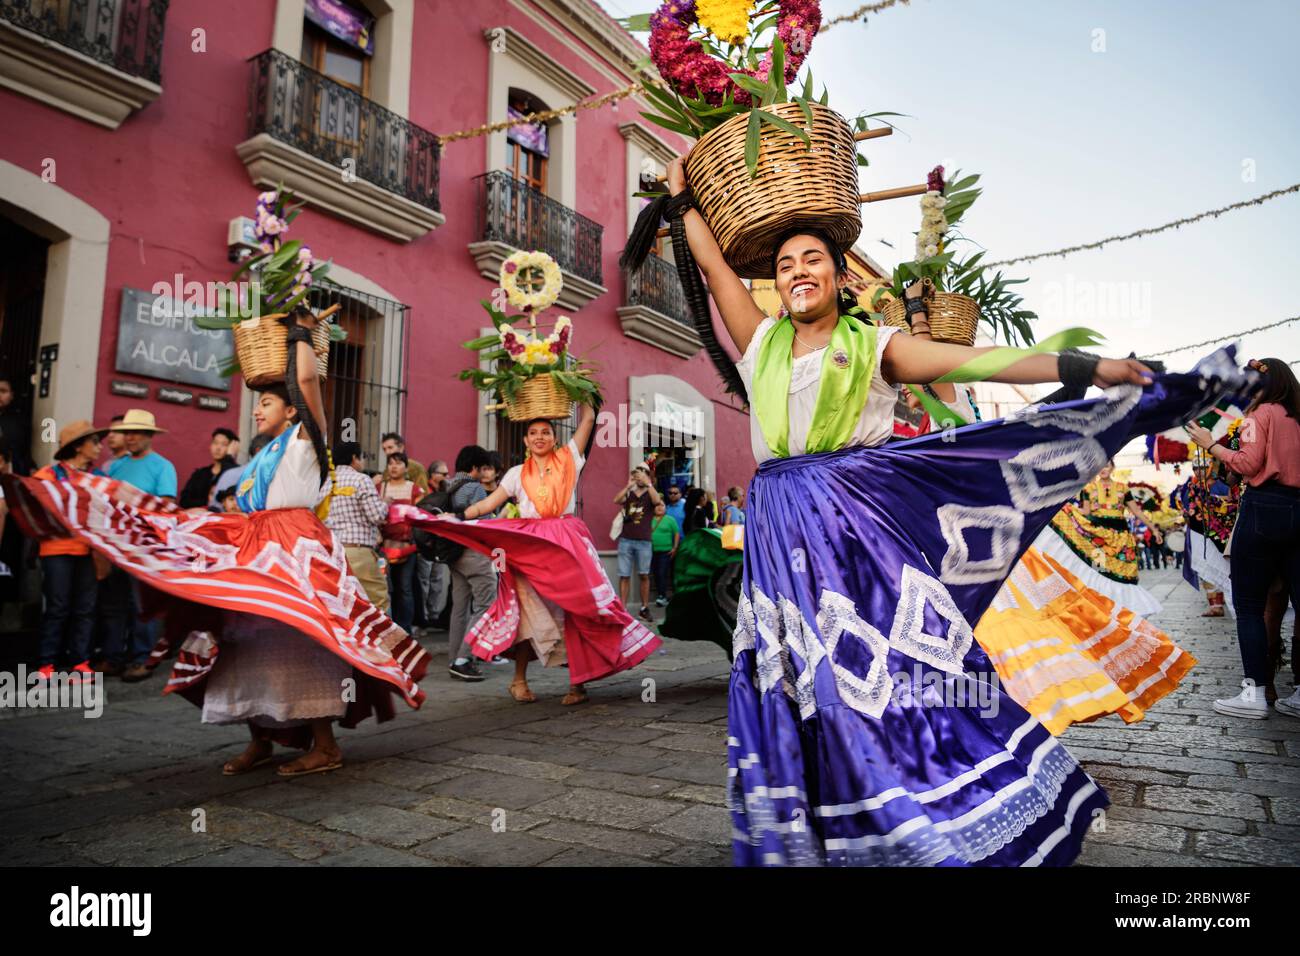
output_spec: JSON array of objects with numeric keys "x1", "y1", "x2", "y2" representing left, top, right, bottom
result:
[{"x1": 659, "y1": 157, "x2": 1251, "y2": 866}]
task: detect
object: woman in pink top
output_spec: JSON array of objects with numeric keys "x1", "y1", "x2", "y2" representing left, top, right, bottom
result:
[{"x1": 1188, "y1": 358, "x2": 1300, "y2": 719}]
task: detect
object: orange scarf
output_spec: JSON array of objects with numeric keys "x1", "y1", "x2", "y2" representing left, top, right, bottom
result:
[{"x1": 519, "y1": 445, "x2": 577, "y2": 519}]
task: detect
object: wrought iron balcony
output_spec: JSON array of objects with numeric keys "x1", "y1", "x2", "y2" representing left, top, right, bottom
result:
[
  {"x1": 0, "y1": 0, "x2": 168, "y2": 82},
  {"x1": 246, "y1": 48, "x2": 440, "y2": 213},
  {"x1": 473, "y1": 171, "x2": 603, "y2": 286},
  {"x1": 625, "y1": 251, "x2": 690, "y2": 328}
]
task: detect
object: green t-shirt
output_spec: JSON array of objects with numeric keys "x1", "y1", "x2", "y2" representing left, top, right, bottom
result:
[{"x1": 650, "y1": 514, "x2": 679, "y2": 552}]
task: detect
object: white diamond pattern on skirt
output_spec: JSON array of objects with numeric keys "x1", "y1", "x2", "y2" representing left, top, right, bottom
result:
[
  {"x1": 1005, "y1": 384, "x2": 1140, "y2": 437},
  {"x1": 1000, "y1": 437, "x2": 1108, "y2": 513},
  {"x1": 937, "y1": 503, "x2": 1025, "y2": 585},
  {"x1": 888, "y1": 564, "x2": 975, "y2": 676},
  {"x1": 816, "y1": 589, "x2": 893, "y2": 719},
  {"x1": 736, "y1": 564, "x2": 987, "y2": 719}
]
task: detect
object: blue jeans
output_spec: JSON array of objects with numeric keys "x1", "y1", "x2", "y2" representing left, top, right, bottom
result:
[
  {"x1": 389, "y1": 556, "x2": 417, "y2": 634},
  {"x1": 38, "y1": 553, "x2": 97, "y2": 667},
  {"x1": 95, "y1": 567, "x2": 141, "y2": 667},
  {"x1": 1229, "y1": 483, "x2": 1300, "y2": 685},
  {"x1": 651, "y1": 550, "x2": 673, "y2": 600},
  {"x1": 617, "y1": 537, "x2": 653, "y2": 577}
]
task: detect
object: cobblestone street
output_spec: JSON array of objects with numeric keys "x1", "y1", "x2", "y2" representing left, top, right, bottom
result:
[{"x1": 0, "y1": 568, "x2": 1295, "y2": 866}]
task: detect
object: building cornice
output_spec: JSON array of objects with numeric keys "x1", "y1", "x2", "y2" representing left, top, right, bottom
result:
[
  {"x1": 619, "y1": 122, "x2": 679, "y2": 166},
  {"x1": 484, "y1": 26, "x2": 596, "y2": 103}
]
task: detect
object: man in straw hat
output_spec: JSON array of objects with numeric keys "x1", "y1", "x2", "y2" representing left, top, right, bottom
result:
[
  {"x1": 31, "y1": 420, "x2": 110, "y2": 682},
  {"x1": 104, "y1": 409, "x2": 177, "y2": 682},
  {"x1": 105, "y1": 409, "x2": 177, "y2": 501}
]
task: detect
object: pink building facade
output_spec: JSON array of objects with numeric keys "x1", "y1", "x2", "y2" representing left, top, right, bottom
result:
[{"x1": 0, "y1": 0, "x2": 755, "y2": 545}]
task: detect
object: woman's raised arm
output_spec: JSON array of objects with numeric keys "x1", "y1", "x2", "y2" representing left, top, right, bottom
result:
[{"x1": 667, "y1": 157, "x2": 767, "y2": 355}]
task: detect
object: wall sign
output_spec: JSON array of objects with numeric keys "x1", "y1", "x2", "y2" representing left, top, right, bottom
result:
[
  {"x1": 110, "y1": 380, "x2": 150, "y2": 398},
  {"x1": 115, "y1": 287, "x2": 232, "y2": 392},
  {"x1": 157, "y1": 386, "x2": 194, "y2": 406},
  {"x1": 198, "y1": 394, "x2": 230, "y2": 412}
]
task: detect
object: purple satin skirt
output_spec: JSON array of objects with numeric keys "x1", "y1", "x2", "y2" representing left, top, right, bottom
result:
[{"x1": 728, "y1": 349, "x2": 1251, "y2": 866}]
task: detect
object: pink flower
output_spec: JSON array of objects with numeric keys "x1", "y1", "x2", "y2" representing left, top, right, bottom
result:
[
  {"x1": 504, "y1": 260, "x2": 517, "y2": 274},
  {"x1": 928, "y1": 165, "x2": 945, "y2": 192}
]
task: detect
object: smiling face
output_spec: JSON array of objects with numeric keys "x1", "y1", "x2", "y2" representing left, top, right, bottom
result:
[
  {"x1": 774, "y1": 233, "x2": 843, "y2": 322},
  {"x1": 525, "y1": 420, "x2": 556, "y2": 457},
  {"x1": 253, "y1": 392, "x2": 295, "y2": 437}
]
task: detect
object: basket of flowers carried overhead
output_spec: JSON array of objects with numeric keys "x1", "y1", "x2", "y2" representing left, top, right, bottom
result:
[
  {"x1": 197, "y1": 187, "x2": 346, "y2": 387},
  {"x1": 873, "y1": 166, "x2": 1039, "y2": 347},
  {"x1": 460, "y1": 250, "x2": 601, "y2": 421},
  {"x1": 625, "y1": 0, "x2": 909, "y2": 278}
]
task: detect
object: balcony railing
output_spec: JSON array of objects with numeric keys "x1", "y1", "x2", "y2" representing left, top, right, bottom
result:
[
  {"x1": 1, "y1": 0, "x2": 168, "y2": 82},
  {"x1": 625, "y1": 251, "x2": 690, "y2": 327},
  {"x1": 474, "y1": 170, "x2": 603, "y2": 286},
  {"x1": 246, "y1": 48, "x2": 440, "y2": 213}
]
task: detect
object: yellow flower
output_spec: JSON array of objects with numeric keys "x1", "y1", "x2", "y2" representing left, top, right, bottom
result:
[{"x1": 697, "y1": 0, "x2": 750, "y2": 45}]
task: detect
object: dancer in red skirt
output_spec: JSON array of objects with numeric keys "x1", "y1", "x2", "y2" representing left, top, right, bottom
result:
[
  {"x1": 3, "y1": 310, "x2": 428, "y2": 776},
  {"x1": 394, "y1": 403, "x2": 661, "y2": 705}
]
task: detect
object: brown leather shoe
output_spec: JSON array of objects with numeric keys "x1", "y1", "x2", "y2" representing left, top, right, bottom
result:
[{"x1": 121, "y1": 664, "x2": 153, "y2": 683}]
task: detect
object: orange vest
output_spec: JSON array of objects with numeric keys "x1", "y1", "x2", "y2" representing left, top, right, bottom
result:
[{"x1": 33, "y1": 465, "x2": 91, "y2": 558}]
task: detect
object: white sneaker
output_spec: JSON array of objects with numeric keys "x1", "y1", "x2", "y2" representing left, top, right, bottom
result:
[
  {"x1": 1274, "y1": 689, "x2": 1300, "y2": 719},
  {"x1": 1212, "y1": 681, "x2": 1270, "y2": 719}
]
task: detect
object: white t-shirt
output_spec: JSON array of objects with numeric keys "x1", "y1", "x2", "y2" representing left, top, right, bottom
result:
[
  {"x1": 736, "y1": 317, "x2": 901, "y2": 464},
  {"x1": 264, "y1": 430, "x2": 325, "y2": 511},
  {"x1": 499, "y1": 438, "x2": 587, "y2": 518}
]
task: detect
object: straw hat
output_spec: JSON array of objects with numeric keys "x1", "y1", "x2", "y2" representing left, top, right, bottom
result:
[
  {"x1": 54, "y1": 420, "x2": 111, "y2": 460},
  {"x1": 115, "y1": 408, "x2": 167, "y2": 433}
]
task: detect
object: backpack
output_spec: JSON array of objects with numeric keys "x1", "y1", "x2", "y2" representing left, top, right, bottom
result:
[{"x1": 413, "y1": 476, "x2": 476, "y2": 564}]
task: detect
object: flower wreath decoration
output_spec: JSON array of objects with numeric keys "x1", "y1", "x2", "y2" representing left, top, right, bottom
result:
[
  {"x1": 499, "y1": 316, "x2": 572, "y2": 368},
  {"x1": 500, "y1": 250, "x2": 563, "y2": 313},
  {"x1": 649, "y1": 0, "x2": 820, "y2": 107}
]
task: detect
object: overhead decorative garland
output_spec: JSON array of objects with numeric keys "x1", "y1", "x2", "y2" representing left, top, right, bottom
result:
[
  {"x1": 982, "y1": 182, "x2": 1300, "y2": 268},
  {"x1": 437, "y1": 82, "x2": 645, "y2": 145},
  {"x1": 438, "y1": 0, "x2": 901, "y2": 144},
  {"x1": 818, "y1": 0, "x2": 910, "y2": 32},
  {"x1": 1142, "y1": 315, "x2": 1299, "y2": 358}
]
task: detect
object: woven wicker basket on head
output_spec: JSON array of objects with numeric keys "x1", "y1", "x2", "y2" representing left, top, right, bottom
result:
[
  {"x1": 880, "y1": 289, "x2": 980, "y2": 347},
  {"x1": 686, "y1": 102, "x2": 862, "y2": 280},
  {"x1": 234, "y1": 313, "x2": 332, "y2": 388},
  {"x1": 506, "y1": 374, "x2": 571, "y2": 422}
]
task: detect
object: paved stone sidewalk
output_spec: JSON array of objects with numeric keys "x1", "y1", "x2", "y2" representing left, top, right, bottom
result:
[
  {"x1": 1064, "y1": 568, "x2": 1300, "y2": 867},
  {"x1": 0, "y1": 568, "x2": 1294, "y2": 866}
]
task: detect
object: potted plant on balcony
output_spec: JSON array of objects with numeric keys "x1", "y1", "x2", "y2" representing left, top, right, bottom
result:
[
  {"x1": 196, "y1": 187, "x2": 347, "y2": 386},
  {"x1": 460, "y1": 250, "x2": 601, "y2": 420},
  {"x1": 872, "y1": 167, "x2": 1039, "y2": 347}
]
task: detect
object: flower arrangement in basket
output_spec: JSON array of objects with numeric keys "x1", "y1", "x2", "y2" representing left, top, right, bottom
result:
[
  {"x1": 195, "y1": 187, "x2": 346, "y2": 387},
  {"x1": 873, "y1": 166, "x2": 1039, "y2": 347},
  {"x1": 620, "y1": 0, "x2": 906, "y2": 279},
  {"x1": 459, "y1": 251, "x2": 601, "y2": 421}
]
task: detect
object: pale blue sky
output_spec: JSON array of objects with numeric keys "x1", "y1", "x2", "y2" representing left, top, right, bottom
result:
[{"x1": 601, "y1": 0, "x2": 1299, "y2": 365}]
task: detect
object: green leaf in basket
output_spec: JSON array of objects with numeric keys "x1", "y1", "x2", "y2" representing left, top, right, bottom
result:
[
  {"x1": 463, "y1": 334, "x2": 501, "y2": 351},
  {"x1": 618, "y1": 13, "x2": 652, "y2": 31},
  {"x1": 729, "y1": 73, "x2": 770, "y2": 99},
  {"x1": 856, "y1": 153, "x2": 870, "y2": 167},
  {"x1": 640, "y1": 111, "x2": 696, "y2": 137},
  {"x1": 796, "y1": 97, "x2": 815, "y2": 136},
  {"x1": 767, "y1": 38, "x2": 786, "y2": 103},
  {"x1": 753, "y1": 109, "x2": 810, "y2": 147},
  {"x1": 744, "y1": 109, "x2": 761, "y2": 179}
]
